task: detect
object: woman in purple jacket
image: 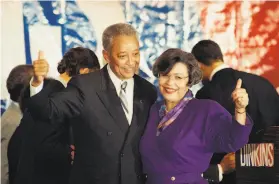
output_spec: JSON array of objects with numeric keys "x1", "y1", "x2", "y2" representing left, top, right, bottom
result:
[{"x1": 140, "y1": 48, "x2": 253, "y2": 184}]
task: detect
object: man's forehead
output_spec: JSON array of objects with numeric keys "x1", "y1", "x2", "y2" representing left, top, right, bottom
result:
[
  {"x1": 112, "y1": 35, "x2": 138, "y2": 43},
  {"x1": 111, "y1": 36, "x2": 140, "y2": 51}
]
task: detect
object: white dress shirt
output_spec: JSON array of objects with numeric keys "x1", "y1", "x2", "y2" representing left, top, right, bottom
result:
[
  {"x1": 217, "y1": 164, "x2": 223, "y2": 181},
  {"x1": 107, "y1": 65, "x2": 134, "y2": 125}
]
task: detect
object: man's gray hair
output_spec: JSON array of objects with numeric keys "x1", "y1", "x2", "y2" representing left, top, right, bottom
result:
[{"x1": 102, "y1": 23, "x2": 138, "y2": 52}]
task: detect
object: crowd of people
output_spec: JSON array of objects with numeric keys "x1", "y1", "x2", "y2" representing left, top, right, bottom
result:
[{"x1": 2, "y1": 23, "x2": 279, "y2": 184}]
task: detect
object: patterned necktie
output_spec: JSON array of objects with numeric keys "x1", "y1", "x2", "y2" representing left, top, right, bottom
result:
[{"x1": 120, "y1": 81, "x2": 129, "y2": 114}]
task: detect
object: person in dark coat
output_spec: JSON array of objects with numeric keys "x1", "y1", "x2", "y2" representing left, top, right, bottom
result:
[
  {"x1": 192, "y1": 40, "x2": 279, "y2": 184},
  {"x1": 8, "y1": 47, "x2": 100, "y2": 184}
]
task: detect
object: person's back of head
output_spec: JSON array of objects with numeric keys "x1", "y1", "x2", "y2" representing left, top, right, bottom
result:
[
  {"x1": 191, "y1": 40, "x2": 224, "y2": 66},
  {"x1": 6, "y1": 65, "x2": 34, "y2": 103},
  {"x1": 57, "y1": 47, "x2": 100, "y2": 77},
  {"x1": 191, "y1": 40, "x2": 224, "y2": 80}
]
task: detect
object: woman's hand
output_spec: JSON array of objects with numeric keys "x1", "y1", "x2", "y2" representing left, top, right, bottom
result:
[
  {"x1": 231, "y1": 79, "x2": 249, "y2": 113},
  {"x1": 231, "y1": 79, "x2": 249, "y2": 125}
]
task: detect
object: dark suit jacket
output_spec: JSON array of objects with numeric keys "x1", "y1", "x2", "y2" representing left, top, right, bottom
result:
[
  {"x1": 197, "y1": 68, "x2": 279, "y2": 184},
  {"x1": 26, "y1": 66, "x2": 157, "y2": 184},
  {"x1": 8, "y1": 79, "x2": 72, "y2": 184}
]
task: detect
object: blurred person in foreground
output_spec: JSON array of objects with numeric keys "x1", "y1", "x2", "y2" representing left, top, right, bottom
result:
[{"x1": 1, "y1": 64, "x2": 34, "y2": 184}]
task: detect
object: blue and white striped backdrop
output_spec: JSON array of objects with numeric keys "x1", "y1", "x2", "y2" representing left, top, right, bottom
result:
[{"x1": 1, "y1": 1, "x2": 204, "y2": 114}]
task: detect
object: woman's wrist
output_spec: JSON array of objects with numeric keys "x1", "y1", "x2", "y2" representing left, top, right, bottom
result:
[{"x1": 235, "y1": 108, "x2": 246, "y2": 114}]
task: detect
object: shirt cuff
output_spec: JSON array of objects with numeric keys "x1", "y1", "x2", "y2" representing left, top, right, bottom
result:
[
  {"x1": 30, "y1": 77, "x2": 44, "y2": 96},
  {"x1": 217, "y1": 164, "x2": 223, "y2": 181}
]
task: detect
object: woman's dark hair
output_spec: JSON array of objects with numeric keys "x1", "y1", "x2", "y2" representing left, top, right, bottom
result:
[
  {"x1": 153, "y1": 48, "x2": 202, "y2": 87},
  {"x1": 57, "y1": 47, "x2": 100, "y2": 76}
]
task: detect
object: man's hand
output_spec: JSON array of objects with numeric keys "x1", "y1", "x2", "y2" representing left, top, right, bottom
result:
[
  {"x1": 32, "y1": 50, "x2": 49, "y2": 87},
  {"x1": 220, "y1": 152, "x2": 235, "y2": 174}
]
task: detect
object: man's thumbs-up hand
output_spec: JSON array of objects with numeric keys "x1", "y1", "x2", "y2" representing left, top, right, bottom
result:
[
  {"x1": 231, "y1": 79, "x2": 249, "y2": 112},
  {"x1": 32, "y1": 50, "x2": 49, "y2": 87}
]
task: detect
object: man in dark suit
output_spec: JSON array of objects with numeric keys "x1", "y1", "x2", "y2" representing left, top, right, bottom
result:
[
  {"x1": 27, "y1": 23, "x2": 157, "y2": 184},
  {"x1": 8, "y1": 47, "x2": 100, "y2": 184},
  {"x1": 8, "y1": 79, "x2": 67, "y2": 184},
  {"x1": 191, "y1": 39, "x2": 279, "y2": 184}
]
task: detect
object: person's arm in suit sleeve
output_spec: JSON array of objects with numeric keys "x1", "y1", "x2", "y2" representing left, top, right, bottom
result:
[
  {"x1": 20, "y1": 78, "x2": 65, "y2": 112},
  {"x1": 202, "y1": 165, "x2": 222, "y2": 183},
  {"x1": 26, "y1": 111, "x2": 72, "y2": 166},
  {"x1": 27, "y1": 76, "x2": 85, "y2": 123},
  {"x1": 34, "y1": 134, "x2": 72, "y2": 165},
  {"x1": 196, "y1": 88, "x2": 224, "y2": 183},
  {"x1": 205, "y1": 101, "x2": 253, "y2": 153},
  {"x1": 22, "y1": 80, "x2": 73, "y2": 165}
]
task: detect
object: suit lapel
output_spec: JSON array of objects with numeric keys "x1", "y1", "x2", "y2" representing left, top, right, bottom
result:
[
  {"x1": 96, "y1": 66, "x2": 129, "y2": 133},
  {"x1": 126, "y1": 76, "x2": 145, "y2": 143}
]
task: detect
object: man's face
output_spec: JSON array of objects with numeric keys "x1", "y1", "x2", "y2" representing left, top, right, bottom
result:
[{"x1": 103, "y1": 35, "x2": 140, "y2": 80}]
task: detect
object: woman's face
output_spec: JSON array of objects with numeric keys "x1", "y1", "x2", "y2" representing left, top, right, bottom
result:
[{"x1": 159, "y1": 62, "x2": 189, "y2": 103}]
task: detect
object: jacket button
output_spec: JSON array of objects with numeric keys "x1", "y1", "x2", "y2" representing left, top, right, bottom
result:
[
  {"x1": 171, "y1": 176, "x2": 175, "y2": 181},
  {"x1": 107, "y1": 132, "x2": 112, "y2": 136},
  {"x1": 121, "y1": 153, "x2": 124, "y2": 157}
]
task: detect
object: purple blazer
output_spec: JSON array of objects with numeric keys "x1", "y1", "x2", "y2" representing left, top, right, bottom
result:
[{"x1": 139, "y1": 99, "x2": 253, "y2": 184}]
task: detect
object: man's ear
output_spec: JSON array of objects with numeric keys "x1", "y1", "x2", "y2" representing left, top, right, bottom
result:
[{"x1": 102, "y1": 50, "x2": 110, "y2": 63}]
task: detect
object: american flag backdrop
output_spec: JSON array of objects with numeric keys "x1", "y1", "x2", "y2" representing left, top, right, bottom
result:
[{"x1": 1, "y1": 0, "x2": 279, "y2": 114}]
